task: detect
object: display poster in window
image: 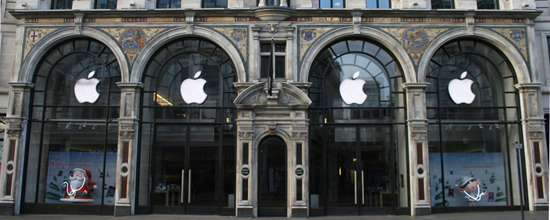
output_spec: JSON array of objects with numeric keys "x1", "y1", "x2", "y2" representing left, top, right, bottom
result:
[
  {"x1": 429, "y1": 153, "x2": 507, "y2": 207},
  {"x1": 45, "y1": 151, "x2": 116, "y2": 205}
]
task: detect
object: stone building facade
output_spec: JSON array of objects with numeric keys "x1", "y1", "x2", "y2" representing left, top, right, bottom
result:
[{"x1": 0, "y1": 0, "x2": 548, "y2": 217}]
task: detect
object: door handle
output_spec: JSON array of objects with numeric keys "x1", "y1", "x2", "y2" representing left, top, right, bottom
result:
[
  {"x1": 188, "y1": 169, "x2": 192, "y2": 203},
  {"x1": 181, "y1": 170, "x2": 185, "y2": 204},
  {"x1": 361, "y1": 171, "x2": 365, "y2": 205},
  {"x1": 354, "y1": 170, "x2": 357, "y2": 205}
]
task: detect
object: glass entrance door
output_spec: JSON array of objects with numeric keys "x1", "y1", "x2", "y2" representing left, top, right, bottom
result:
[
  {"x1": 258, "y1": 136, "x2": 287, "y2": 216},
  {"x1": 317, "y1": 125, "x2": 397, "y2": 215},
  {"x1": 326, "y1": 126, "x2": 359, "y2": 215},
  {"x1": 152, "y1": 125, "x2": 222, "y2": 214}
]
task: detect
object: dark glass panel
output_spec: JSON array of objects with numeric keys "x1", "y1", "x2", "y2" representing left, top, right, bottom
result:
[
  {"x1": 432, "y1": 0, "x2": 453, "y2": 8},
  {"x1": 261, "y1": 56, "x2": 269, "y2": 79},
  {"x1": 275, "y1": 43, "x2": 285, "y2": 52},
  {"x1": 275, "y1": 56, "x2": 285, "y2": 78},
  {"x1": 331, "y1": 41, "x2": 348, "y2": 57}
]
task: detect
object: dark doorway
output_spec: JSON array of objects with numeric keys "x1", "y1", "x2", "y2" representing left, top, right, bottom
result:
[{"x1": 258, "y1": 136, "x2": 287, "y2": 216}]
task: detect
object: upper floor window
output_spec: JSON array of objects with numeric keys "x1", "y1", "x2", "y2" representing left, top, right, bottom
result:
[
  {"x1": 320, "y1": 0, "x2": 344, "y2": 8},
  {"x1": 477, "y1": 0, "x2": 497, "y2": 9},
  {"x1": 51, "y1": 0, "x2": 72, "y2": 9},
  {"x1": 96, "y1": 0, "x2": 117, "y2": 9},
  {"x1": 431, "y1": 0, "x2": 453, "y2": 9},
  {"x1": 157, "y1": 0, "x2": 180, "y2": 8},
  {"x1": 260, "y1": 41, "x2": 285, "y2": 79},
  {"x1": 366, "y1": 0, "x2": 390, "y2": 8},
  {"x1": 203, "y1": 0, "x2": 227, "y2": 7},
  {"x1": 259, "y1": 0, "x2": 290, "y2": 6}
]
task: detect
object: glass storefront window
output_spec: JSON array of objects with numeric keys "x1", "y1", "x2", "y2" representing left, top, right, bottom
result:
[
  {"x1": 426, "y1": 39, "x2": 522, "y2": 208},
  {"x1": 138, "y1": 38, "x2": 236, "y2": 215},
  {"x1": 23, "y1": 38, "x2": 120, "y2": 212},
  {"x1": 308, "y1": 39, "x2": 407, "y2": 215}
]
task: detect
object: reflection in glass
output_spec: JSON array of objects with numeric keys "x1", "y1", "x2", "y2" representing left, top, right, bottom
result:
[
  {"x1": 140, "y1": 38, "x2": 236, "y2": 215},
  {"x1": 427, "y1": 39, "x2": 520, "y2": 208},
  {"x1": 308, "y1": 39, "x2": 406, "y2": 215},
  {"x1": 25, "y1": 39, "x2": 121, "y2": 208}
]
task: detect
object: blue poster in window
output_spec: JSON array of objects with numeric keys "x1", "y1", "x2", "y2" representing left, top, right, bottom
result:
[{"x1": 429, "y1": 153, "x2": 507, "y2": 207}]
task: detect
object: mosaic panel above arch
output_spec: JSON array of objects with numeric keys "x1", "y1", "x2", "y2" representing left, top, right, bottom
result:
[{"x1": 101, "y1": 27, "x2": 167, "y2": 64}]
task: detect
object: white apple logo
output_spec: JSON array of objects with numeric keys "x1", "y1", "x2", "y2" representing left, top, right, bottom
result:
[
  {"x1": 74, "y1": 71, "x2": 100, "y2": 103},
  {"x1": 180, "y1": 71, "x2": 207, "y2": 104},
  {"x1": 448, "y1": 71, "x2": 476, "y2": 104},
  {"x1": 339, "y1": 71, "x2": 368, "y2": 105}
]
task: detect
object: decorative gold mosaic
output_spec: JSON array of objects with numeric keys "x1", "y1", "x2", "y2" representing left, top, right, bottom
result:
[
  {"x1": 299, "y1": 27, "x2": 334, "y2": 59},
  {"x1": 214, "y1": 28, "x2": 248, "y2": 61},
  {"x1": 493, "y1": 28, "x2": 527, "y2": 59},
  {"x1": 24, "y1": 28, "x2": 57, "y2": 59},
  {"x1": 102, "y1": 27, "x2": 165, "y2": 64},
  {"x1": 381, "y1": 27, "x2": 447, "y2": 64}
]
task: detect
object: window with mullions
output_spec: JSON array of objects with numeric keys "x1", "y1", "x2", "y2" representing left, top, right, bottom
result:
[
  {"x1": 203, "y1": 0, "x2": 227, "y2": 7},
  {"x1": 96, "y1": 0, "x2": 117, "y2": 9},
  {"x1": 51, "y1": 0, "x2": 72, "y2": 9},
  {"x1": 426, "y1": 39, "x2": 521, "y2": 208},
  {"x1": 320, "y1": 0, "x2": 344, "y2": 8},
  {"x1": 477, "y1": 0, "x2": 497, "y2": 9},
  {"x1": 23, "y1": 38, "x2": 121, "y2": 210},
  {"x1": 138, "y1": 38, "x2": 237, "y2": 215},
  {"x1": 258, "y1": 0, "x2": 291, "y2": 6},
  {"x1": 431, "y1": 0, "x2": 453, "y2": 9},
  {"x1": 157, "y1": 0, "x2": 180, "y2": 8},
  {"x1": 308, "y1": 39, "x2": 407, "y2": 216},
  {"x1": 366, "y1": 0, "x2": 390, "y2": 8},
  {"x1": 260, "y1": 42, "x2": 285, "y2": 79}
]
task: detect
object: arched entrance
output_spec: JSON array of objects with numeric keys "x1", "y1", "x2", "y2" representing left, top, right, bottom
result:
[
  {"x1": 137, "y1": 38, "x2": 237, "y2": 215},
  {"x1": 258, "y1": 136, "x2": 287, "y2": 216}
]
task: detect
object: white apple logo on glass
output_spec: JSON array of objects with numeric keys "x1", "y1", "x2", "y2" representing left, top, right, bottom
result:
[
  {"x1": 180, "y1": 71, "x2": 207, "y2": 104},
  {"x1": 74, "y1": 71, "x2": 100, "y2": 103},
  {"x1": 339, "y1": 71, "x2": 368, "y2": 105},
  {"x1": 448, "y1": 71, "x2": 476, "y2": 104}
]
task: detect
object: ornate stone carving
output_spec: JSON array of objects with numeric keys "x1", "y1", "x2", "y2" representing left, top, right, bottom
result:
[
  {"x1": 119, "y1": 130, "x2": 134, "y2": 139},
  {"x1": 238, "y1": 131, "x2": 254, "y2": 140},
  {"x1": 292, "y1": 132, "x2": 307, "y2": 139},
  {"x1": 529, "y1": 132, "x2": 544, "y2": 139},
  {"x1": 7, "y1": 130, "x2": 20, "y2": 139},
  {"x1": 74, "y1": 13, "x2": 84, "y2": 35},
  {"x1": 268, "y1": 123, "x2": 277, "y2": 133}
]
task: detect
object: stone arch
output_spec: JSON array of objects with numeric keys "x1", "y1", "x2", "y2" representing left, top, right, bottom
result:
[
  {"x1": 234, "y1": 82, "x2": 312, "y2": 107},
  {"x1": 130, "y1": 26, "x2": 247, "y2": 83},
  {"x1": 18, "y1": 27, "x2": 129, "y2": 83},
  {"x1": 299, "y1": 26, "x2": 416, "y2": 84},
  {"x1": 418, "y1": 27, "x2": 531, "y2": 84}
]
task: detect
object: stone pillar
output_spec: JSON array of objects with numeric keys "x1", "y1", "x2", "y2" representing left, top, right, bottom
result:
[
  {"x1": 515, "y1": 83, "x2": 549, "y2": 211},
  {"x1": 285, "y1": 26, "x2": 295, "y2": 82},
  {"x1": 403, "y1": 82, "x2": 430, "y2": 216},
  {"x1": 114, "y1": 82, "x2": 143, "y2": 216},
  {"x1": 234, "y1": 82, "x2": 255, "y2": 217},
  {"x1": 0, "y1": 82, "x2": 34, "y2": 215}
]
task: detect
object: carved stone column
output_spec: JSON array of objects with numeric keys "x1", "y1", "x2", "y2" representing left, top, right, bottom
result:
[
  {"x1": 515, "y1": 83, "x2": 548, "y2": 211},
  {"x1": 403, "y1": 82, "x2": 430, "y2": 216},
  {"x1": 114, "y1": 82, "x2": 143, "y2": 216},
  {"x1": 0, "y1": 82, "x2": 34, "y2": 215}
]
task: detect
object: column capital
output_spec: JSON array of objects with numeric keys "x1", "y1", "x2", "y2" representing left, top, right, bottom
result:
[
  {"x1": 515, "y1": 82, "x2": 542, "y2": 91},
  {"x1": 8, "y1": 82, "x2": 35, "y2": 89},
  {"x1": 403, "y1": 82, "x2": 430, "y2": 90}
]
